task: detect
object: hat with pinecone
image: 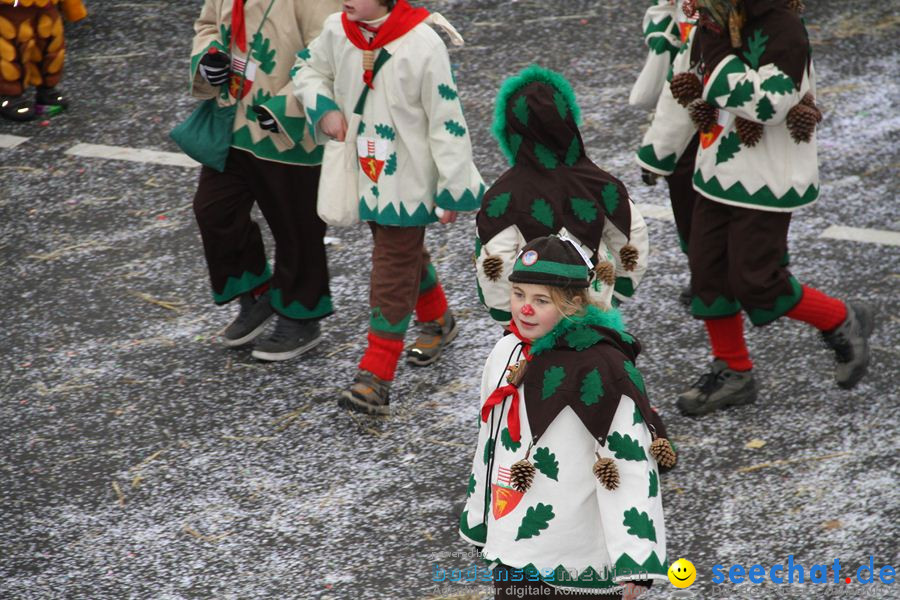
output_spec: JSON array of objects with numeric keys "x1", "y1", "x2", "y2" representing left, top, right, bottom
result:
[{"x1": 509, "y1": 235, "x2": 592, "y2": 289}]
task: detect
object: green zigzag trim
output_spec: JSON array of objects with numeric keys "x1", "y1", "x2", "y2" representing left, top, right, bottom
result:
[
  {"x1": 693, "y1": 171, "x2": 819, "y2": 210},
  {"x1": 747, "y1": 276, "x2": 802, "y2": 326},
  {"x1": 643, "y1": 15, "x2": 673, "y2": 38},
  {"x1": 458, "y1": 509, "x2": 487, "y2": 544},
  {"x1": 232, "y1": 125, "x2": 323, "y2": 165},
  {"x1": 614, "y1": 277, "x2": 635, "y2": 298},
  {"x1": 492, "y1": 65, "x2": 582, "y2": 166},
  {"x1": 636, "y1": 144, "x2": 677, "y2": 174},
  {"x1": 259, "y1": 94, "x2": 309, "y2": 147},
  {"x1": 705, "y1": 55, "x2": 748, "y2": 107},
  {"x1": 306, "y1": 93, "x2": 340, "y2": 139},
  {"x1": 613, "y1": 551, "x2": 668, "y2": 578},
  {"x1": 212, "y1": 265, "x2": 271, "y2": 304},
  {"x1": 691, "y1": 294, "x2": 741, "y2": 319},
  {"x1": 358, "y1": 199, "x2": 436, "y2": 226},
  {"x1": 434, "y1": 183, "x2": 486, "y2": 212},
  {"x1": 270, "y1": 290, "x2": 333, "y2": 320},
  {"x1": 369, "y1": 307, "x2": 412, "y2": 335}
]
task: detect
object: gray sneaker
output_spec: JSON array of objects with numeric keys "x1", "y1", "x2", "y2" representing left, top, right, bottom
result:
[
  {"x1": 676, "y1": 360, "x2": 758, "y2": 416},
  {"x1": 251, "y1": 317, "x2": 321, "y2": 362},
  {"x1": 822, "y1": 302, "x2": 874, "y2": 389},
  {"x1": 222, "y1": 292, "x2": 275, "y2": 347},
  {"x1": 338, "y1": 370, "x2": 392, "y2": 415},
  {"x1": 406, "y1": 310, "x2": 459, "y2": 366}
]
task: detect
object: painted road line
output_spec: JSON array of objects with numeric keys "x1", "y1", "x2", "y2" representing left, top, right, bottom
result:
[
  {"x1": 0, "y1": 134, "x2": 29, "y2": 149},
  {"x1": 635, "y1": 203, "x2": 674, "y2": 222},
  {"x1": 65, "y1": 143, "x2": 199, "y2": 168},
  {"x1": 820, "y1": 225, "x2": 900, "y2": 247}
]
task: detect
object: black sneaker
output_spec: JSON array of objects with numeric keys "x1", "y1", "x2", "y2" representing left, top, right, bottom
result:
[
  {"x1": 222, "y1": 292, "x2": 275, "y2": 347},
  {"x1": 338, "y1": 370, "x2": 392, "y2": 415},
  {"x1": 0, "y1": 95, "x2": 35, "y2": 122},
  {"x1": 35, "y1": 86, "x2": 68, "y2": 116},
  {"x1": 822, "y1": 302, "x2": 874, "y2": 389},
  {"x1": 676, "y1": 359, "x2": 758, "y2": 416},
  {"x1": 251, "y1": 316, "x2": 321, "y2": 361}
]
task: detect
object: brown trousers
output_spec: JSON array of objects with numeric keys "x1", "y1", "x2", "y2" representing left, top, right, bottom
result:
[
  {"x1": 0, "y1": 4, "x2": 65, "y2": 96},
  {"x1": 664, "y1": 134, "x2": 699, "y2": 252},
  {"x1": 193, "y1": 148, "x2": 331, "y2": 320},
  {"x1": 367, "y1": 223, "x2": 438, "y2": 339}
]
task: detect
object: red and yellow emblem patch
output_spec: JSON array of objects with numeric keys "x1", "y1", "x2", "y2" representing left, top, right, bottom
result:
[{"x1": 492, "y1": 466, "x2": 524, "y2": 520}]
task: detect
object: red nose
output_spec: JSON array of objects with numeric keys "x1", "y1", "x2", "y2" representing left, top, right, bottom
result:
[{"x1": 521, "y1": 304, "x2": 535, "y2": 316}]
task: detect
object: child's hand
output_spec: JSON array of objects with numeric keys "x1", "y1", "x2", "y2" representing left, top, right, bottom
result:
[
  {"x1": 438, "y1": 209, "x2": 457, "y2": 224},
  {"x1": 622, "y1": 582, "x2": 648, "y2": 600},
  {"x1": 320, "y1": 111, "x2": 347, "y2": 141}
]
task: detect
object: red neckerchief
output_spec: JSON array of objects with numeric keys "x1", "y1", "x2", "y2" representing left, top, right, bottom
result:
[
  {"x1": 480, "y1": 322, "x2": 533, "y2": 442},
  {"x1": 232, "y1": 0, "x2": 248, "y2": 53},
  {"x1": 341, "y1": 0, "x2": 430, "y2": 89}
]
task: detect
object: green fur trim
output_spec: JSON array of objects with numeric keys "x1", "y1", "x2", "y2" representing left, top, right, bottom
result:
[
  {"x1": 492, "y1": 65, "x2": 582, "y2": 166},
  {"x1": 212, "y1": 265, "x2": 271, "y2": 304},
  {"x1": 530, "y1": 305, "x2": 625, "y2": 356}
]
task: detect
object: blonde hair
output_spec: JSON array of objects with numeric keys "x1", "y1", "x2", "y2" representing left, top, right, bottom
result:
[{"x1": 548, "y1": 286, "x2": 609, "y2": 320}]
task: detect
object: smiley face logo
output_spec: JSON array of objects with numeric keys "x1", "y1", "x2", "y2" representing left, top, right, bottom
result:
[{"x1": 668, "y1": 558, "x2": 696, "y2": 588}]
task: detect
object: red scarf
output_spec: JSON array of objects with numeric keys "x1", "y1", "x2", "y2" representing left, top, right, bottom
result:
[
  {"x1": 232, "y1": 0, "x2": 248, "y2": 52},
  {"x1": 480, "y1": 323, "x2": 532, "y2": 442},
  {"x1": 341, "y1": 0, "x2": 430, "y2": 89}
]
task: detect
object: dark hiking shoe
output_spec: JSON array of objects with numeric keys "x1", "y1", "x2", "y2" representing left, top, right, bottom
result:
[
  {"x1": 35, "y1": 86, "x2": 68, "y2": 116},
  {"x1": 406, "y1": 310, "x2": 459, "y2": 366},
  {"x1": 251, "y1": 316, "x2": 321, "y2": 361},
  {"x1": 222, "y1": 292, "x2": 275, "y2": 347},
  {"x1": 0, "y1": 95, "x2": 35, "y2": 121},
  {"x1": 822, "y1": 302, "x2": 874, "y2": 389},
  {"x1": 678, "y1": 285, "x2": 692, "y2": 307},
  {"x1": 676, "y1": 360, "x2": 758, "y2": 416},
  {"x1": 339, "y1": 370, "x2": 392, "y2": 415}
]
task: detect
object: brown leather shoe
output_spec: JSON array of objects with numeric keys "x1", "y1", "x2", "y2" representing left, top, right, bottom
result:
[
  {"x1": 339, "y1": 370, "x2": 392, "y2": 415},
  {"x1": 406, "y1": 310, "x2": 459, "y2": 366}
]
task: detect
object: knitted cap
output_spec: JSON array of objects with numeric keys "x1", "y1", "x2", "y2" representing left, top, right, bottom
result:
[{"x1": 509, "y1": 235, "x2": 591, "y2": 289}]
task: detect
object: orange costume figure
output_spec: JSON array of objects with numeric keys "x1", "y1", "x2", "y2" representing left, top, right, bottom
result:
[{"x1": 0, "y1": 0, "x2": 86, "y2": 121}]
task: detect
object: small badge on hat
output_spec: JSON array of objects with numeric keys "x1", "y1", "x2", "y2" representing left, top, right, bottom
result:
[{"x1": 522, "y1": 250, "x2": 538, "y2": 266}]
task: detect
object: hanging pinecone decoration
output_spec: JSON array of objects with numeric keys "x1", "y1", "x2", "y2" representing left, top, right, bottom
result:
[
  {"x1": 688, "y1": 98, "x2": 718, "y2": 133},
  {"x1": 510, "y1": 445, "x2": 536, "y2": 493},
  {"x1": 650, "y1": 437, "x2": 677, "y2": 469},
  {"x1": 670, "y1": 72, "x2": 703, "y2": 107},
  {"x1": 506, "y1": 359, "x2": 528, "y2": 387},
  {"x1": 787, "y1": 0, "x2": 805, "y2": 14},
  {"x1": 593, "y1": 454, "x2": 620, "y2": 491},
  {"x1": 482, "y1": 255, "x2": 504, "y2": 282},
  {"x1": 800, "y1": 92, "x2": 823, "y2": 123},
  {"x1": 735, "y1": 117, "x2": 764, "y2": 147},
  {"x1": 594, "y1": 261, "x2": 616, "y2": 286},
  {"x1": 619, "y1": 244, "x2": 639, "y2": 272},
  {"x1": 786, "y1": 103, "x2": 819, "y2": 144}
]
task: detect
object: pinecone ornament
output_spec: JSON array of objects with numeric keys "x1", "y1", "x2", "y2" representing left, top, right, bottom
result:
[
  {"x1": 787, "y1": 0, "x2": 805, "y2": 14},
  {"x1": 735, "y1": 117, "x2": 764, "y2": 147},
  {"x1": 482, "y1": 255, "x2": 504, "y2": 282},
  {"x1": 594, "y1": 261, "x2": 616, "y2": 287},
  {"x1": 800, "y1": 92, "x2": 823, "y2": 123},
  {"x1": 688, "y1": 98, "x2": 719, "y2": 133},
  {"x1": 650, "y1": 437, "x2": 677, "y2": 469},
  {"x1": 510, "y1": 457, "x2": 536, "y2": 493},
  {"x1": 593, "y1": 454, "x2": 620, "y2": 491},
  {"x1": 619, "y1": 244, "x2": 639, "y2": 272},
  {"x1": 786, "y1": 103, "x2": 819, "y2": 143},
  {"x1": 670, "y1": 72, "x2": 703, "y2": 107}
]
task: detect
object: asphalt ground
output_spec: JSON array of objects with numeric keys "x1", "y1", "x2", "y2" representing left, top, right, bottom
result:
[{"x1": 0, "y1": 1, "x2": 897, "y2": 599}]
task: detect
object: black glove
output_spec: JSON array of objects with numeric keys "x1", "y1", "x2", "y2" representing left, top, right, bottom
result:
[
  {"x1": 252, "y1": 105, "x2": 279, "y2": 133},
  {"x1": 641, "y1": 168, "x2": 659, "y2": 186},
  {"x1": 695, "y1": 23, "x2": 733, "y2": 74},
  {"x1": 198, "y1": 50, "x2": 231, "y2": 86}
]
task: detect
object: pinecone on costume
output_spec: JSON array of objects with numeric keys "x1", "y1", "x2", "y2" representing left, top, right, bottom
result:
[
  {"x1": 670, "y1": 72, "x2": 703, "y2": 107},
  {"x1": 592, "y1": 455, "x2": 620, "y2": 491},
  {"x1": 787, "y1": 0, "x2": 805, "y2": 14},
  {"x1": 800, "y1": 92, "x2": 823, "y2": 122},
  {"x1": 688, "y1": 98, "x2": 719, "y2": 133},
  {"x1": 619, "y1": 244, "x2": 639, "y2": 272},
  {"x1": 786, "y1": 103, "x2": 819, "y2": 143},
  {"x1": 510, "y1": 458, "x2": 536, "y2": 493},
  {"x1": 650, "y1": 437, "x2": 677, "y2": 469},
  {"x1": 735, "y1": 117, "x2": 764, "y2": 147},
  {"x1": 482, "y1": 255, "x2": 504, "y2": 282},
  {"x1": 594, "y1": 261, "x2": 616, "y2": 287}
]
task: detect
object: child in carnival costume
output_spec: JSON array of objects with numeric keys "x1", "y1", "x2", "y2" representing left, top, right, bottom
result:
[
  {"x1": 475, "y1": 66, "x2": 649, "y2": 326},
  {"x1": 671, "y1": 0, "x2": 874, "y2": 414},
  {"x1": 461, "y1": 236, "x2": 673, "y2": 599},
  {"x1": 294, "y1": 0, "x2": 484, "y2": 414},
  {"x1": 189, "y1": 0, "x2": 341, "y2": 361},
  {"x1": 633, "y1": 1, "x2": 700, "y2": 306},
  {"x1": 0, "y1": 0, "x2": 86, "y2": 121}
]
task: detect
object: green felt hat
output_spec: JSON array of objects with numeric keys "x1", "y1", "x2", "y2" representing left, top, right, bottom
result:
[{"x1": 509, "y1": 235, "x2": 592, "y2": 289}]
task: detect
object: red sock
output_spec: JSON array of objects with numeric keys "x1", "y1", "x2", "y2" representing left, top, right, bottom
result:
[
  {"x1": 359, "y1": 333, "x2": 404, "y2": 381},
  {"x1": 704, "y1": 314, "x2": 753, "y2": 372},
  {"x1": 786, "y1": 285, "x2": 847, "y2": 332},
  {"x1": 415, "y1": 284, "x2": 448, "y2": 322}
]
